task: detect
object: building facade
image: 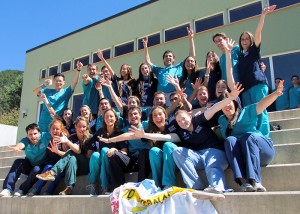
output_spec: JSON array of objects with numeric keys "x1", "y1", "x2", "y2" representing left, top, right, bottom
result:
[{"x1": 18, "y1": 0, "x2": 300, "y2": 140}]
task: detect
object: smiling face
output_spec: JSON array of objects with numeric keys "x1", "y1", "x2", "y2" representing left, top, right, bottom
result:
[
  {"x1": 184, "y1": 56, "x2": 196, "y2": 72},
  {"x1": 128, "y1": 97, "x2": 139, "y2": 108},
  {"x1": 222, "y1": 101, "x2": 236, "y2": 119},
  {"x1": 88, "y1": 65, "x2": 97, "y2": 79},
  {"x1": 140, "y1": 64, "x2": 150, "y2": 77},
  {"x1": 75, "y1": 120, "x2": 88, "y2": 137},
  {"x1": 120, "y1": 64, "x2": 129, "y2": 79},
  {"x1": 207, "y1": 52, "x2": 217, "y2": 65},
  {"x1": 213, "y1": 35, "x2": 226, "y2": 52},
  {"x1": 27, "y1": 129, "x2": 41, "y2": 145},
  {"x1": 102, "y1": 67, "x2": 111, "y2": 79},
  {"x1": 197, "y1": 88, "x2": 209, "y2": 107},
  {"x1": 99, "y1": 99, "x2": 111, "y2": 115},
  {"x1": 153, "y1": 93, "x2": 166, "y2": 107},
  {"x1": 54, "y1": 76, "x2": 65, "y2": 91},
  {"x1": 128, "y1": 109, "x2": 141, "y2": 126},
  {"x1": 152, "y1": 108, "x2": 166, "y2": 130},
  {"x1": 50, "y1": 121, "x2": 62, "y2": 138},
  {"x1": 63, "y1": 109, "x2": 73, "y2": 123},
  {"x1": 215, "y1": 81, "x2": 228, "y2": 98},
  {"x1": 80, "y1": 106, "x2": 91, "y2": 119},
  {"x1": 104, "y1": 110, "x2": 116, "y2": 128},
  {"x1": 163, "y1": 52, "x2": 175, "y2": 66},
  {"x1": 175, "y1": 111, "x2": 192, "y2": 130},
  {"x1": 239, "y1": 32, "x2": 252, "y2": 51}
]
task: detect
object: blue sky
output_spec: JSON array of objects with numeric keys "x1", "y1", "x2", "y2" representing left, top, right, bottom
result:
[{"x1": 0, "y1": 0, "x2": 149, "y2": 71}]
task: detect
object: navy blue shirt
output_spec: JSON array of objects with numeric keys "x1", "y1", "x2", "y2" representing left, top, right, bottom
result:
[
  {"x1": 176, "y1": 113, "x2": 224, "y2": 151},
  {"x1": 237, "y1": 44, "x2": 268, "y2": 91}
]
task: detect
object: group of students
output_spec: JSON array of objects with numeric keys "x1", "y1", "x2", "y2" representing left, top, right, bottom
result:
[{"x1": 0, "y1": 5, "x2": 292, "y2": 197}]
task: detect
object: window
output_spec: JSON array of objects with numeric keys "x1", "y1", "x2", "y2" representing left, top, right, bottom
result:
[
  {"x1": 229, "y1": 2, "x2": 262, "y2": 23},
  {"x1": 165, "y1": 24, "x2": 190, "y2": 42},
  {"x1": 272, "y1": 51, "x2": 300, "y2": 88},
  {"x1": 49, "y1": 66, "x2": 58, "y2": 76},
  {"x1": 61, "y1": 61, "x2": 71, "y2": 73},
  {"x1": 40, "y1": 69, "x2": 46, "y2": 79},
  {"x1": 138, "y1": 33, "x2": 160, "y2": 50},
  {"x1": 115, "y1": 41, "x2": 134, "y2": 57},
  {"x1": 93, "y1": 49, "x2": 111, "y2": 63},
  {"x1": 36, "y1": 101, "x2": 43, "y2": 123},
  {"x1": 72, "y1": 94, "x2": 84, "y2": 121},
  {"x1": 74, "y1": 55, "x2": 89, "y2": 69},
  {"x1": 269, "y1": 0, "x2": 300, "y2": 10},
  {"x1": 195, "y1": 13, "x2": 224, "y2": 33}
]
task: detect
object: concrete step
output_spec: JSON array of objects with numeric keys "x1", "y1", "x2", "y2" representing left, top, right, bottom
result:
[
  {"x1": 213, "y1": 191, "x2": 300, "y2": 214},
  {"x1": 270, "y1": 128, "x2": 300, "y2": 145},
  {"x1": 272, "y1": 143, "x2": 300, "y2": 164},
  {"x1": 0, "y1": 146, "x2": 10, "y2": 151},
  {"x1": 270, "y1": 118, "x2": 300, "y2": 130},
  {"x1": 0, "y1": 192, "x2": 299, "y2": 214},
  {"x1": 269, "y1": 108, "x2": 300, "y2": 121},
  {"x1": 0, "y1": 150, "x2": 25, "y2": 158},
  {"x1": 0, "y1": 156, "x2": 25, "y2": 167}
]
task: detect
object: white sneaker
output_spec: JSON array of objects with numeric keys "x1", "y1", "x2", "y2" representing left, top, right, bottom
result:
[
  {"x1": 0, "y1": 189, "x2": 12, "y2": 196},
  {"x1": 240, "y1": 183, "x2": 255, "y2": 192},
  {"x1": 14, "y1": 189, "x2": 25, "y2": 197},
  {"x1": 253, "y1": 182, "x2": 267, "y2": 192}
]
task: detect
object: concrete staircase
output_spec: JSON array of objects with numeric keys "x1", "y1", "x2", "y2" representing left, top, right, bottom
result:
[{"x1": 0, "y1": 108, "x2": 300, "y2": 214}]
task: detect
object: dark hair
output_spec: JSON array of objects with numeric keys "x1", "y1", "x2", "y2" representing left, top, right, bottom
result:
[
  {"x1": 163, "y1": 50, "x2": 175, "y2": 59},
  {"x1": 53, "y1": 73, "x2": 65, "y2": 80},
  {"x1": 180, "y1": 56, "x2": 200, "y2": 88},
  {"x1": 101, "y1": 66, "x2": 107, "y2": 71},
  {"x1": 26, "y1": 123, "x2": 40, "y2": 133},
  {"x1": 205, "y1": 51, "x2": 220, "y2": 67},
  {"x1": 212, "y1": 32, "x2": 227, "y2": 42},
  {"x1": 99, "y1": 98, "x2": 111, "y2": 105},
  {"x1": 169, "y1": 91, "x2": 178, "y2": 99},
  {"x1": 239, "y1": 31, "x2": 254, "y2": 53},
  {"x1": 137, "y1": 63, "x2": 151, "y2": 80},
  {"x1": 275, "y1": 77, "x2": 283, "y2": 81},
  {"x1": 127, "y1": 106, "x2": 142, "y2": 116},
  {"x1": 127, "y1": 96, "x2": 141, "y2": 107},
  {"x1": 291, "y1": 75, "x2": 299, "y2": 80},
  {"x1": 154, "y1": 91, "x2": 166, "y2": 99}
]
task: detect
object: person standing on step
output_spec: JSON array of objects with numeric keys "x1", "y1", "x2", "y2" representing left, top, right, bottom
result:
[
  {"x1": 289, "y1": 75, "x2": 300, "y2": 109},
  {"x1": 0, "y1": 123, "x2": 52, "y2": 197}
]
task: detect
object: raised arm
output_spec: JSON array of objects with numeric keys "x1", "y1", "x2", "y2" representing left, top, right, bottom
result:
[
  {"x1": 71, "y1": 61, "x2": 83, "y2": 90},
  {"x1": 39, "y1": 92, "x2": 56, "y2": 118},
  {"x1": 187, "y1": 26, "x2": 196, "y2": 57},
  {"x1": 256, "y1": 80, "x2": 284, "y2": 115},
  {"x1": 33, "y1": 79, "x2": 52, "y2": 95},
  {"x1": 100, "y1": 78, "x2": 124, "y2": 114},
  {"x1": 188, "y1": 77, "x2": 203, "y2": 103},
  {"x1": 98, "y1": 132, "x2": 137, "y2": 144},
  {"x1": 204, "y1": 82, "x2": 244, "y2": 120},
  {"x1": 255, "y1": 5, "x2": 276, "y2": 47},
  {"x1": 97, "y1": 49, "x2": 115, "y2": 77},
  {"x1": 223, "y1": 38, "x2": 236, "y2": 90},
  {"x1": 129, "y1": 126, "x2": 181, "y2": 143},
  {"x1": 142, "y1": 37, "x2": 153, "y2": 66}
]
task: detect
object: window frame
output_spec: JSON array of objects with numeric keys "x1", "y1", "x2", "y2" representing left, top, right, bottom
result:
[
  {"x1": 228, "y1": 1, "x2": 262, "y2": 23},
  {"x1": 164, "y1": 22, "x2": 191, "y2": 42},
  {"x1": 114, "y1": 40, "x2": 135, "y2": 57},
  {"x1": 137, "y1": 32, "x2": 161, "y2": 50},
  {"x1": 61, "y1": 61, "x2": 71, "y2": 73},
  {"x1": 92, "y1": 48, "x2": 111, "y2": 63},
  {"x1": 74, "y1": 55, "x2": 90, "y2": 69},
  {"x1": 194, "y1": 12, "x2": 224, "y2": 33},
  {"x1": 48, "y1": 65, "x2": 59, "y2": 77}
]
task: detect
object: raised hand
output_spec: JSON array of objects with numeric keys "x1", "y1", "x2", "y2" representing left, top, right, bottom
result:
[
  {"x1": 128, "y1": 126, "x2": 145, "y2": 138},
  {"x1": 97, "y1": 136, "x2": 110, "y2": 144},
  {"x1": 52, "y1": 134, "x2": 69, "y2": 144},
  {"x1": 95, "y1": 82, "x2": 102, "y2": 91},
  {"x1": 166, "y1": 75, "x2": 179, "y2": 86},
  {"x1": 262, "y1": 5, "x2": 276, "y2": 16},
  {"x1": 142, "y1": 37, "x2": 148, "y2": 48},
  {"x1": 187, "y1": 26, "x2": 194, "y2": 39},
  {"x1": 97, "y1": 49, "x2": 104, "y2": 60},
  {"x1": 226, "y1": 82, "x2": 244, "y2": 100},
  {"x1": 47, "y1": 140, "x2": 59, "y2": 154},
  {"x1": 44, "y1": 79, "x2": 52, "y2": 87},
  {"x1": 191, "y1": 77, "x2": 203, "y2": 90},
  {"x1": 222, "y1": 38, "x2": 235, "y2": 53},
  {"x1": 8, "y1": 145, "x2": 22, "y2": 152},
  {"x1": 276, "y1": 80, "x2": 284, "y2": 96},
  {"x1": 82, "y1": 74, "x2": 89, "y2": 81},
  {"x1": 76, "y1": 61, "x2": 83, "y2": 71}
]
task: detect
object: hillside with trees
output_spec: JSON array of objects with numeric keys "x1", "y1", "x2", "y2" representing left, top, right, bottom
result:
[{"x1": 0, "y1": 70, "x2": 23, "y2": 126}]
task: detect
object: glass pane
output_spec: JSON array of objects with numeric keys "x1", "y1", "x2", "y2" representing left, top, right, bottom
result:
[
  {"x1": 49, "y1": 66, "x2": 58, "y2": 76},
  {"x1": 272, "y1": 52, "x2": 300, "y2": 88},
  {"x1": 165, "y1": 24, "x2": 190, "y2": 42},
  {"x1": 230, "y1": 2, "x2": 262, "y2": 23},
  {"x1": 195, "y1": 13, "x2": 224, "y2": 33},
  {"x1": 115, "y1": 42, "x2": 134, "y2": 57},
  {"x1": 72, "y1": 94, "x2": 84, "y2": 121},
  {"x1": 269, "y1": 0, "x2": 300, "y2": 10},
  {"x1": 74, "y1": 56, "x2": 89, "y2": 69},
  {"x1": 61, "y1": 61, "x2": 71, "y2": 73},
  {"x1": 93, "y1": 49, "x2": 111, "y2": 63},
  {"x1": 41, "y1": 69, "x2": 46, "y2": 79},
  {"x1": 138, "y1": 33, "x2": 160, "y2": 50}
]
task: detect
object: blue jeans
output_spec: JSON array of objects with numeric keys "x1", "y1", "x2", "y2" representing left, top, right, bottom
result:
[
  {"x1": 149, "y1": 142, "x2": 177, "y2": 188},
  {"x1": 172, "y1": 147, "x2": 228, "y2": 191},
  {"x1": 3, "y1": 158, "x2": 44, "y2": 193},
  {"x1": 224, "y1": 133, "x2": 275, "y2": 183},
  {"x1": 242, "y1": 84, "x2": 270, "y2": 138},
  {"x1": 34, "y1": 164, "x2": 62, "y2": 194},
  {"x1": 88, "y1": 147, "x2": 110, "y2": 188}
]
